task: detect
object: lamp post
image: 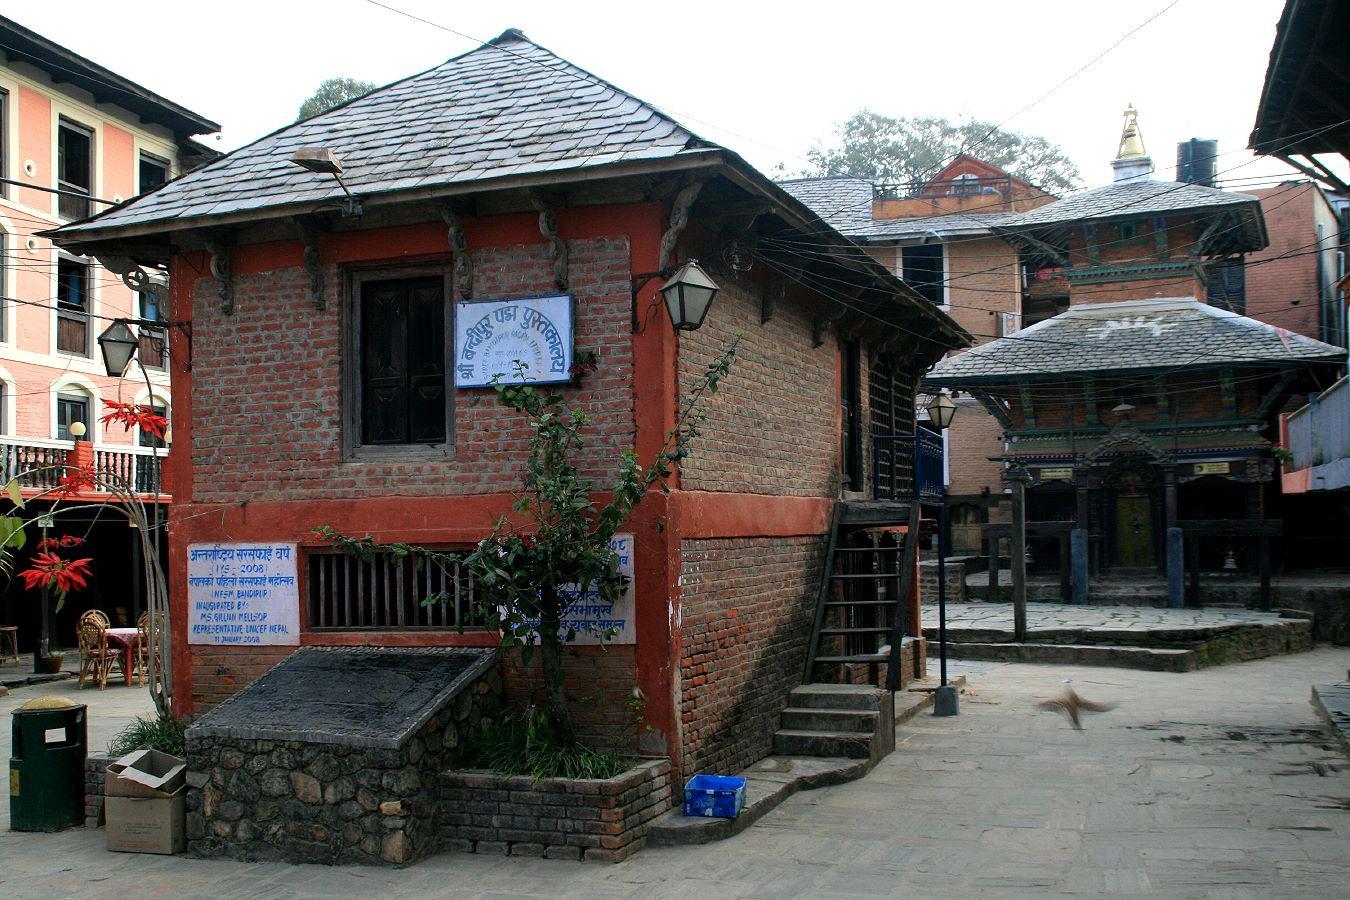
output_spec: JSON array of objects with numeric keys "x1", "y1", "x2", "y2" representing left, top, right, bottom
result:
[{"x1": 925, "y1": 391, "x2": 958, "y2": 716}]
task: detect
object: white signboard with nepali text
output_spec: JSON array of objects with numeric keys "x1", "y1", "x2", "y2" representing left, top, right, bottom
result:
[
  {"x1": 558, "y1": 534, "x2": 635, "y2": 645},
  {"x1": 453, "y1": 294, "x2": 574, "y2": 388},
  {"x1": 187, "y1": 543, "x2": 300, "y2": 646}
]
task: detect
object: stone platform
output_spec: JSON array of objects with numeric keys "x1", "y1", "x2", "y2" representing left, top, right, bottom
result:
[
  {"x1": 922, "y1": 603, "x2": 1313, "y2": 671},
  {"x1": 185, "y1": 646, "x2": 500, "y2": 866},
  {"x1": 1312, "y1": 682, "x2": 1350, "y2": 758}
]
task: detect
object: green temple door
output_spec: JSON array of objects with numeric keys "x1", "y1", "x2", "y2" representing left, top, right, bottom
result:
[{"x1": 1114, "y1": 496, "x2": 1153, "y2": 567}]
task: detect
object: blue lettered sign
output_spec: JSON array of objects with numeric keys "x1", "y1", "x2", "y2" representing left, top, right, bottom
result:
[
  {"x1": 453, "y1": 294, "x2": 574, "y2": 388},
  {"x1": 187, "y1": 543, "x2": 300, "y2": 646}
]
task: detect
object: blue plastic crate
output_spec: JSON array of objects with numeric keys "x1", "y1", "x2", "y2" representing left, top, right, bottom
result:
[{"x1": 682, "y1": 774, "x2": 747, "y2": 818}]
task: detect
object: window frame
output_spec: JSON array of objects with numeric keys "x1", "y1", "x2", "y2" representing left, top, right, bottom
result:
[
  {"x1": 900, "y1": 242, "x2": 947, "y2": 309},
  {"x1": 137, "y1": 281, "x2": 168, "y2": 370},
  {"x1": 342, "y1": 264, "x2": 455, "y2": 460},
  {"x1": 56, "y1": 255, "x2": 92, "y2": 357},
  {"x1": 138, "y1": 150, "x2": 169, "y2": 196},
  {"x1": 57, "y1": 116, "x2": 95, "y2": 220},
  {"x1": 0, "y1": 88, "x2": 8, "y2": 200},
  {"x1": 55, "y1": 391, "x2": 90, "y2": 441}
]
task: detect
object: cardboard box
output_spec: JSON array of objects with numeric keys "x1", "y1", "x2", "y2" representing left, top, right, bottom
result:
[
  {"x1": 105, "y1": 749, "x2": 187, "y2": 854},
  {"x1": 105, "y1": 790, "x2": 186, "y2": 854},
  {"x1": 106, "y1": 748, "x2": 186, "y2": 799}
]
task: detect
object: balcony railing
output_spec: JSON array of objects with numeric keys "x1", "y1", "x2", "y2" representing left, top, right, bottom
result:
[
  {"x1": 0, "y1": 437, "x2": 168, "y2": 497},
  {"x1": 1284, "y1": 375, "x2": 1350, "y2": 491},
  {"x1": 874, "y1": 175, "x2": 1013, "y2": 201},
  {"x1": 872, "y1": 428, "x2": 945, "y2": 504}
]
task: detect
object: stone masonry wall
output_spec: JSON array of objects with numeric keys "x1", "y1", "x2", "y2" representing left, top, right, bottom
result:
[
  {"x1": 439, "y1": 758, "x2": 671, "y2": 862},
  {"x1": 85, "y1": 753, "x2": 109, "y2": 827},
  {"x1": 184, "y1": 664, "x2": 500, "y2": 865},
  {"x1": 679, "y1": 536, "x2": 823, "y2": 781}
]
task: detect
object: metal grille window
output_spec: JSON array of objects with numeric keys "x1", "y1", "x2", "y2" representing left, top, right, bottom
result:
[
  {"x1": 306, "y1": 548, "x2": 484, "y2": 630},
  {"x1": 869, "y1": 353, "x2": 915, "y2": 499}
]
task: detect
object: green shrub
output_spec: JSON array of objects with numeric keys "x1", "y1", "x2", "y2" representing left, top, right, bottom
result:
[
  {"x1": 465, "y1": 707, "x2": 630, "y2": 781},
  {"x1": 108, "y1": 714, "x2": 187, "y2": 758}
]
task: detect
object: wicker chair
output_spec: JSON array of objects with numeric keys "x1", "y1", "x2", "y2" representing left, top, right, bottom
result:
[
  {"x1": 78, "y1": 609, "x2": 110, "y2": 630},
  {"x1": 133, "y1": 612, "x2": 150, "y2": 686},
  {"x1": 77, "y1": 619, "x2": 119, "y2": 689}
]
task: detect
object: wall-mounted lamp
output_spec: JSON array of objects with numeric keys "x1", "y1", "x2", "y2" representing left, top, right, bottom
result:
[
  {"x1": 97, "y1": 320, "x2": 139, "y2": 377},
  {"x1": 97, "y1": 318, "x2": 192, "y2": 375},
  {"x1": 630, "y1": 259, "x2": 720, "y2": 333},
  {"x1": 925, "y1": 391, "x2": 958, "y2": 430},
  {"x1": 69, "y1": 421, "x2": 86, "y2": 441},
  {"x1": 291, "y1": 147, "x2": 362, "y2": 217}
]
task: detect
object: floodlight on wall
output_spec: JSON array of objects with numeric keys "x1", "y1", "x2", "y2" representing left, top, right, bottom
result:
[
  {"x1": 97, "y1": 320, "x2": 140, "y2": 377},
  {"x1": 290, "y1": 147, "x2": 362, "y2": 217}
]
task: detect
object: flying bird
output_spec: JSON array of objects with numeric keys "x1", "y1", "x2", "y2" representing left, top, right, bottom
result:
[{"x1": 1038, "y1": 689, "x2": 1117, "y2": 730}]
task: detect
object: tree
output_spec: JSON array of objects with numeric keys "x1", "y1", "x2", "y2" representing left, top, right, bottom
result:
[
  {"x1": 319, "y1": 341, "x2": 738, "y2": 747},
  {"x1": 806, "y1": 111, "x2": 1081, "y2": 193},
  {"x1": 296, "y1": 77, "x2": 378, "y2": 122}
]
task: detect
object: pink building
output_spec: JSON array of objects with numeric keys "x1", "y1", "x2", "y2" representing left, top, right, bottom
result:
[{"x1": 0, "y1": 15, "x2": 217, "y2": 649}]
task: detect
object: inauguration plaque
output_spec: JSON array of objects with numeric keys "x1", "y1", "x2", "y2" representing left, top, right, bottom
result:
[
  {"x1": 187, "y1": 542, "x2": 300, "y2": 646},
  {"x1": 453, "y1": 294, "x2": 574, "y2": 388}
]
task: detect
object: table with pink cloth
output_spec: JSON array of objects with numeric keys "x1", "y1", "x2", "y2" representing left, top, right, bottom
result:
[{"x1": 104, "y1": 627, "x2": 141, "y2": 687}]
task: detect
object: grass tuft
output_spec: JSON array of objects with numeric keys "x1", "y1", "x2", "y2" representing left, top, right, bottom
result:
[
  {"x1": 108, "y1": 714, "x2": 187, "y2": 759},
  {"x1": 464, "y1": 707, "x2": 630, "y2": 781}
]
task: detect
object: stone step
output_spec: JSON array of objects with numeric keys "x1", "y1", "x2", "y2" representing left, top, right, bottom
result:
[
  {"x1": 779, "y1": 707, "x2": 879, "y2": 734},
  {"x1": 788, "y1": 683, "x2": 888, "y2": 711},
  {"x1": 773, "y1": 729, "x2": 874, "y2": 759},
  {"x1": 928, "y1": 640, "x2": 1196, "y2": 672}
]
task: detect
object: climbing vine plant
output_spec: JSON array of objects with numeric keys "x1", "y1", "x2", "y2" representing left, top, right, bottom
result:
[{"x1": 318, "y1": 339, "x2": 738, "y2": 746}]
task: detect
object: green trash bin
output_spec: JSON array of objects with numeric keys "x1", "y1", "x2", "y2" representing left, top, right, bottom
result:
[{"x1": 9, "y1": 696, "x2": 87, "y2": 832}]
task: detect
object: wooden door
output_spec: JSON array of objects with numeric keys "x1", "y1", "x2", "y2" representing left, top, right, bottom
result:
[{"x1": 1114, "y1": 496, "x2": 1153, "y2": 567}]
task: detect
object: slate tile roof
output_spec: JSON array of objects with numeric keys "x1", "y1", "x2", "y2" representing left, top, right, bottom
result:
[
  {"x1": 57, "y1": 30, "x2": 708, "y2": 237},
  {"x1": 779, "y1": 175, "x2": 1265, "y2": 249},
  {"x1": 1003, "y1": 178, "x2": 1260, "y2": 229},
  {"x1": 924, "y1": 297, "x2": 1345, "y2": 384},
  {"x1": 776, "y1": 177, "x2": 874, "y2": 232}
]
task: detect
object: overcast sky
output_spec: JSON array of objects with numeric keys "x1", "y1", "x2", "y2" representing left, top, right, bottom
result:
[{"x1": 17, "y1": 0, "x2": 1324, "y2": 192}]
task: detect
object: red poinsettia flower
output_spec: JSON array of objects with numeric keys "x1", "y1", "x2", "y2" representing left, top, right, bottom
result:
[
  {"x1": 100, "y1": 401, "x2": 168, "y2": 439},
  {"x1": 55, "y1": 464, "x2": 99, "y2": 497},
  {"x1": 18, "y1": 552, "x2": 93, "y2": 594},
  {"x1": 37, "y1": 534, "x2": 85, "y2": 551}
]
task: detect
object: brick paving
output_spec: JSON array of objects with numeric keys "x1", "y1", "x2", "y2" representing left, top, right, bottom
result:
[{"x1": 3, "y1": 647, "x2": 1349, "y2": 897}]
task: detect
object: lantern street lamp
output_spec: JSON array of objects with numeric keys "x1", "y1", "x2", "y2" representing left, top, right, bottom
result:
[
  {"x1": 659, "y1": 259, "x2": 720, "y2": 331},
  {"x1": 924, "y1": 391, "x2": 959, "y2": 717},
  {"x1": 97, "y1": 320, "x2": 140, "y2": 378}
]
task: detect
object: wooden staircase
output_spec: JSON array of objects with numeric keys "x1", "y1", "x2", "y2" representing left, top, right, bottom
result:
[{"x1": 803, "y1": 501, "x2": 924, "y2": 691}]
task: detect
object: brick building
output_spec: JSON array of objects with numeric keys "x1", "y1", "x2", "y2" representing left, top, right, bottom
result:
[
  {"x1": 1243, "y1": 181, "x2": 1345, "y2": 345},
  {"x1": 0, "y1": 15, "x2": 218, "y2": 651},
  {"x1": 790, "y1": 106, "x2": 1347, "y2": 594},
  {"x1": 51, "y1": 31, "x2": 965, "y2": 779}
]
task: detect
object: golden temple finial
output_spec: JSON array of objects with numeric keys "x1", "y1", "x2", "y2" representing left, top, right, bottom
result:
[{"x1": 1117, "y1": 103, "x2": 1147, "y2": 160}]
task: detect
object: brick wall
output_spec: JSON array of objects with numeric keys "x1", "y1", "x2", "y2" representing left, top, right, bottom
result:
[
  {"x1": 1245, "y1": 184, "x2": 1325, "y2": 338},
  {"x1": 439, "y1": 758, "x2": 671, "y2": 862},
  {"x1": 503, "y1": 645, "x2": 637, "y2": 755},
  {"x1": 945, "y1": 236, "x2": 1021, "y2": 343},
  {"x1": 677, "y1": 278, "x2": 838, "y2": 496},
  {"x1": 189, "y1": 645, "x2": 293, "y2": 712},
  {"x1": 678, "y1": 536, "x2": 823, "y2": 780},
  {"x1": 188, "y1": 238, "x2": 634, "y2": 503}
]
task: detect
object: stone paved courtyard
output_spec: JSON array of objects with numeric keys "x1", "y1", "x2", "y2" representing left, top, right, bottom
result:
[
  {"x1": 3, "y1": 647, "x2": 1348, "y2": 897},
  {"x1": 924, "y1": 602, "x2": 1292, "y2": 633}
]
